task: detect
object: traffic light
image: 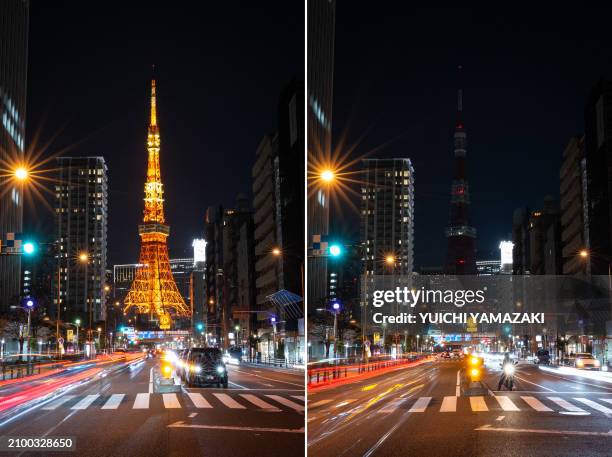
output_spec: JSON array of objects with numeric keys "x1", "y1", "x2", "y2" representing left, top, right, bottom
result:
[
  {"x1": 328, "y1": 243, "x2": 342, "y2": 257},
  {"x1": 197, "y1": 323, "x2": 204, "y2": 331},
  {"x1": 23, "y1": 241, "x2": 36, "y2": 255}
]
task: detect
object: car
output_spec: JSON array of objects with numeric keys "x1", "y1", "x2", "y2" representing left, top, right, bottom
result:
[
  {"x1": 535, "y1": 349, "x2": 550, "y2": 365},
  {"x1": 184, "y1": 348, "x2": 228, "y2": 388},
  {"x1": 574, "y1": 352, "x2": 601, "y2": 370}
]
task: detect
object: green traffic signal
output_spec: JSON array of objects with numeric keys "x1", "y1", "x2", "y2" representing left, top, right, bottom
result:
[
  {"x1": 329, "y1": 244, "x2": 342, "y2": 257},
  {"x1": 23, "y1": 242, "x2": 35, "y2": 255}
]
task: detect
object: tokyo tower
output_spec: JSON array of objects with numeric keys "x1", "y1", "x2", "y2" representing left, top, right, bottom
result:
[{"x1": 124, "y1": 79, "x2": 191, "y2": 329}]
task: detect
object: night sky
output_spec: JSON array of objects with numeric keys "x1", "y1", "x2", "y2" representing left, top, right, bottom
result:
[
  {"x1": 330, "y1": 6, "x2": 612, "y2": 267},
  {"x1": 24, "y1": 1, "x2": 303, "y2": 265}
]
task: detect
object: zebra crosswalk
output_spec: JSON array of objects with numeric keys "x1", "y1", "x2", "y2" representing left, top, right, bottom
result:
[
  {"x1": 313, "y1": 394, "x2": 612, "y2": 416},
  {"x1": 39, "y1": 392, "x2": 304, "y2": 414}
]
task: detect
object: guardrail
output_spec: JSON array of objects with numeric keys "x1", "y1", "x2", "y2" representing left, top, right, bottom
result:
[
  {"x1": 243, "y1": 357, "x2": 303, "y2": 369},
  {"x1": 307, "y1": 354, "x2": 432, "y2": 387}
]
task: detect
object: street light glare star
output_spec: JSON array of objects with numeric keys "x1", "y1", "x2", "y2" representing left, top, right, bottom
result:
[
  {"x1": 14, "y1": 167, "x2": 28, "y2": 181},
  {"x1": 320, "y1": 169, "x2": 335, "y2": 183}
]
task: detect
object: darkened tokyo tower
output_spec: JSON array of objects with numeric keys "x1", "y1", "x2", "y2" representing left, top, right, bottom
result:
[
  {"x1": 124, "y1": 79, "x2": 191, "y2": 329},
  {"x1": 444, "y1": 70, "x2": 477, "y2": 275}
]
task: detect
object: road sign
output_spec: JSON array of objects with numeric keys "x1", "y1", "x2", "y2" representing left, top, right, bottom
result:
[
  {"x1": 67, "y1": 329, "x2": 74, "y2": 342},
  {"x1": 373, "y1": 332, "x2": 381, "y2": 344},
  {"x1": 58, "y1": 337, "x2": 64, "y2": 344}
]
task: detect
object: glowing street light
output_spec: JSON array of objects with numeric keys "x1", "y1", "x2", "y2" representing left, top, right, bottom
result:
[
  {"x1": 385, "y1": 255, "x2": 395, "y2": 265},
  {"x1": 579, "y1": 249, "x2": 588, "y2": 258},
  {"x1": 320, "y1": 169, "x2": 335, "y2": 183},
  {"x1": 272, "y1": 247, "x2": 281, "y2": 256},
  {"x1": 14, "y1": 167, "x2": 29, "y2": 181}
]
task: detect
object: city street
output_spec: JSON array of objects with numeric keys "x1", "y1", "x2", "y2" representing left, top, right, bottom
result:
[
  {"x1": 307, "y1": 358, "x2": 612, "y2": 457},
  {"x1": 0, "y1": 357, "x2": 304, "y2": 457}
]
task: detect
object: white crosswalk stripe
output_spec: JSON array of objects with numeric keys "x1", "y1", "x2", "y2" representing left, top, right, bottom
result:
[
  {"x1": 71, "y1": 394, "x2": 99, "y2": 410},
  {"x1": 101, "y1": 394, "x2": 125, "y2": 410},
  {"x1": 520, "y1": 396, "x2": 553, "y2": 412},
  {"x1": 547, "y1": 397, "x2": 586, "y2": 413},
  {"x1": 42, "y1": 395, "x2": 77, "y2": 410},
  {"x1": 408, "y1": 397, "x2": 431, "y2": 412},
  {"x1": 440, "y1": 396, "x2": 457, "y2": 412},
  {"x1": 187, "y1": 393, "x2": 212, "y2": 408},
  {"x1": 378, "y1": 398, "x2": 406, "y2": 414},
  {"x1": 494, "y1": 396, "x2": 520, "y2": 411},
  {"x1": 214, "y1": 393, "x2": 246, "y2": 409},
  {"x1": 600, "y1": 398, "x2": 612, "y2": 406},
  {"x1": 266, "y1": 395, "x2": 304, "y2": 412},
  {"x1": 162, "y1": 393, "x2": 181, "y2": 409},
  {"x1": 133, "y1": 393, "x2": 149, "y2": 409},
  {"x1": 240, "y1": 394, "x2": 281, "y2": 411},
  {"x1": 573, "y1": 398, "x2": 612, "y2": 414},
  {"x1": 470, "y1": 396, "x2": 488, "y2": 412}
]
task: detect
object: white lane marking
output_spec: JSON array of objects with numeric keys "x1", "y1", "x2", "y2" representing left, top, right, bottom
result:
[
  {"x1": 187, "y1": 393, "x2": 212, "y2": 408},
  {"x1": 456, "y1": 370, "x2": 461, "y2": 386},
  {"x1": 149, "y1": 367, "x2": 154, "y2": 393},
  {"x1": 101, "y1": 394, "x2": 125, "y2": 410},
  {"x1": 600, "y1": 398, "x2": 612, "y2": 406},
  {"x1": 496, "y1": 416, "x2": 505, "y2": 421},
  {"x1": 234, "y1": 369, "x2": 303, "y2": 387},
  {"x1": 521, "y1": 396, "x2": 553, "y2": 412},
  {"x1": 456, "y1": 370, "x2": 461, "y2": 397},
  {"x1": 133, "y1": 393, "x2": 150, "y2": 409},
  {"x1": 547, "y1": 397, "x2": 586, "y2": 413},
  {"x1": 214, "y1": 393, "x2": 246, "y2": 409},
  {"x1": 71, "y1": 394, "x2": 99, "y2": 410},
  {"x1": 266, "y1": 395, "x2": 304, "y2": 412},
  {"x1": 335, "y1": 399, "x2": 356, "y2": 408},
  {"x1": 228, "y1": 381, "x2": 248, "y2": 390},
  {"x1": 188, "y1": 412, "x2": 198, "y2": 418},
  {"x1": 470, "y1": 396, "x2": 488, "y2": 412},
  {"x1": 440, "y1": 396, "x2": 457, "y2": 412},
  {"x1": 378, "y1": 398, "x2": 406, "y2": 414},
  {"x1": 573, "y1": 397, "x2": 612, "y2": 414},
  {"x1": 309, "y1": 399, "x2": 333, "y2": 408},
  {"x1": 292, "y1": 395, "x2": 305, "y2": 401},
  {"x1": 514, "y1": 375, "x2": 556, "y2": 392},
  {"x1": 240, "y1": 394, "x2": 281, "y2": 411},
  {"x1": 162, "y1": 393, "x2": 182, "y2": 409},
  {"x1": 408, "y1": 396, "x2": 431, "y2": 412},
  {"x1": 168, "y1": 421, "x2": 304, "y2": 434},
  {"x1": 456, "y1": 385, "x2": 461, "y2": 396},
  {"x1": 494, "y1": 396, "x2": 520, "y2": 411},
  {"x1": 476, "y1": 424, "x2": 612, "y2": 436},
  {"x1": 42, "y1": 395, "x2": 76, "y2": 410}
]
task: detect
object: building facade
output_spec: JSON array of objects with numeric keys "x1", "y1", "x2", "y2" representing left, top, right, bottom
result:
[
  {"x1": 54, "y1": 157, "x2": 108, "y2": 326},
  {"x1": 307, "y1": 0, "x2": 336, "y2": 315},
  {"x1": 560, "y1": 135, "x2": 588, "y2": 275},
  {"x1": 0, "y1": 0, "x2": 29, "y2": 311},
  {"x1": 361, "y1": 158, "x2": 415, "y2": 276}
]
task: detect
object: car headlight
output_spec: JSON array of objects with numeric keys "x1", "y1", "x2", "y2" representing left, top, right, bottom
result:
[
  {"x1": 217, "y1": 365, "x2": 225, "y2": 374},
  {"x1": 504, "y1": 364, "x2": 515, "y2": 375},
  {"x1": 470, "y1": 357, "x2": 479, "y2": 366},
  {"x1": 576, "y1": 360, "x2": 584, "y2": 367},
  {"x1": 163, "y1": 364, "x2": 172, "y2": 374},
  {"x1": 470, "y1": 368, "x2": 480, "y2": 377},
  {"x1": 194, "y1": 365, "x2": 201, "y2": 373}
]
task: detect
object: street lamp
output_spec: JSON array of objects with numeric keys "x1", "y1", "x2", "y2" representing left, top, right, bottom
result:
[
  {"x1": 320, "y1": 169, "x2": 336, "y2": 183},
  {"x1": 78, "y1": 252, "x2": 88, "y2": 263},
  {"x1": 75, "y1": 319, "x2": 81, "y2": 353},
  {"x1": 14, "y1": 167, "x2": 29, "y2": 181},
  {"x1": 332, "y1": 301, "x2": 341, "y2": 358},
  {"x1": 271, "y1": 247, "x2": 281, "y2": 256}
]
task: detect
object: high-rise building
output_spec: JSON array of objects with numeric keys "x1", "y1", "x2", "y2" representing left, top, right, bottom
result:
[
  {"x1": 444, "y1": 84, "x2": 477, "y2": 274},
  {"x1": 512, "y1": 197, "x2": 562, "y2": 275},
  {"x1": 54, "y1": 156, "x2": 108, "y2": 325},
  {"x1": 361, "y1": 158, "x2": 415, "y2": 276},
  {"x1": 0, "y1": 0, "x2": 29, "y2": 311},
  {"x1": 252, "y1": 135, "x2": 280, "y2": 308},
  {"x1": 307, "y1": 0, "x2": 335, "y2": 313},
  {"x1": 560, "y1": 135, "x2": 588, "y2": 275},
  {"x1": 204, "y1": 205, "x2": 224, "y2": 340},
  {"x1": 583, "y1": 80, "x2": 612, "y2": 276}
]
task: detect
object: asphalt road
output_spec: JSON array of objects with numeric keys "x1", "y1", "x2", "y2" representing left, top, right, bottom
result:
[
  {"x1": 0, "y1": 358, "x2": 304, "y2": 457},
  {"x1": 307, "y1": 358, "x2": 612, "y2": 457}
]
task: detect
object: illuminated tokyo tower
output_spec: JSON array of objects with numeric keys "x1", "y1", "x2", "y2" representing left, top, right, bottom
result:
[{"x1": 124, "y1": 79, "x2": 191, "y2": 329}]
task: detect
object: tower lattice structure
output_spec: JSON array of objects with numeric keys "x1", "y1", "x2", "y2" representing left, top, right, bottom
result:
[{"x1": 124, "y1": 79, "x2": 191, "y2": 329}]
